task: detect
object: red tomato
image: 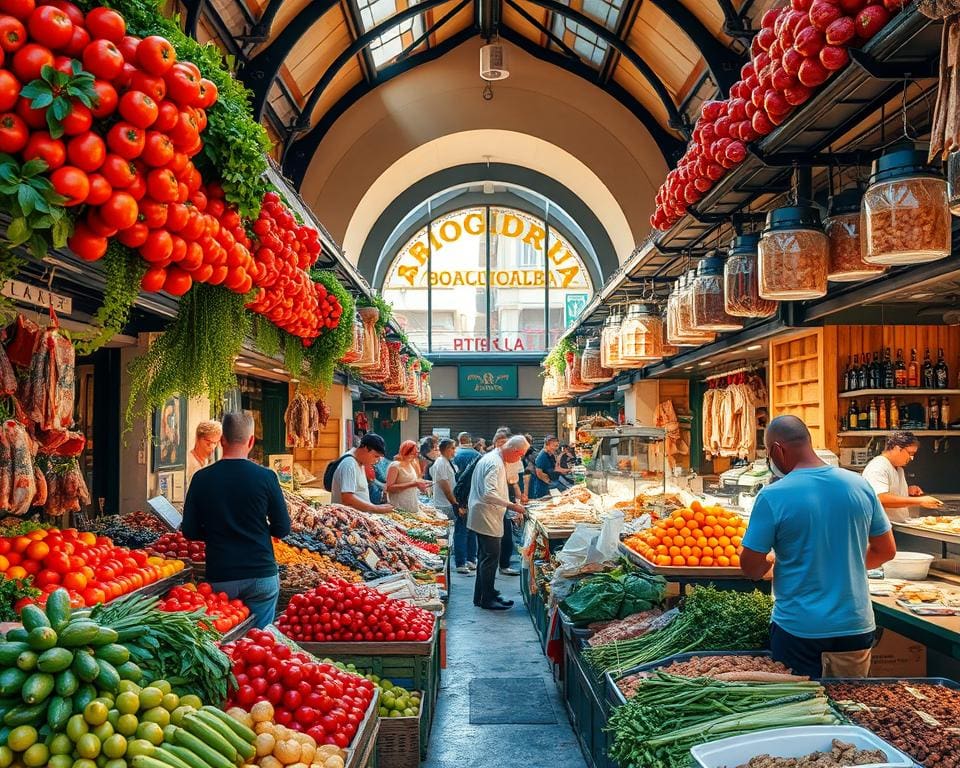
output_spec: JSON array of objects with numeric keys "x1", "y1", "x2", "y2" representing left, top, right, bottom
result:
[
  {"x1": 66, "y1": 131, "x2": 105, "y2": 172},
  {"x1": 47, "y1": 0, "x2": 83, "y2": 25},
  {"x1": 15, "y1": 95, "x2": 44, "y2": 128},
  {"x1": 0, "y1": 17, "x2": 25, "y2": 52},
  {"x1": 11, "y1": 42, "x2": 52, "y2": 81},
  {"x1": 68, "y1": 223, "x2": 107, "y2": 261},
  {"x1": 138, "y1": 199, "x2": 167, "y2": 229},
  {"x1": 27, "y1": 6, "x2": 72, "y2": 51},
  {"x1": 0, "y1": 111, "x2": 25, "y2": 152},
  {"x1": 84, "y1": 7, "x2": 125, "y2": 42},
  {"x1": 164, "y1": 63, "x2": 199, "y2": 107},
  {"x1": 90, "y1": 79, "x2": 118, "y2": 118},
  {"x1": 100, "y1": 190, "x2": 138, "y2": 230},
  {"x1": 146, "y1": 168, "x2": 178, "y2": 202},
  {"x1": 23, "y1": 131, "x2": 65, "y2": 169},
  {"x1": 141, "y1": 130, "x2": 173, "y2": 167},
  {"x1": 82, "y1": 38, "x2": 123, "y2": 80},
  {"x1": 50, "y1": 165, "x2": 88, "y2": 205},
  {"x1": 85, "y1": 209, "x2": 117, "y2": 237},
  {"x1": 100, "y1": 153, "x2": 136, "y2": 188},
  {"x1": 140, "y1": 266, "x2": 166, "y2": 292},
  {"x1": 60, "y1": 101, "x2": 92, "y2": 135},
  {"x1": 0, "y1": 0, "x2": 32, "y2": 20},
  {"x1": 136, "y1": 35, "x2": 176, "y2": 75},
  {"x1": 107, "y1": 121, "x2": 144, "y2": 159},
  {"x1": 118, "y1": 90, "x2": 158, "y2": 128},
  {"x1": 0, "y1": 70, "x2": 18, "y2": 112},
  {"x1": 140, "y1": 229, "x2": 172, "y2": 263},
  {"x1": 85, "y1": 173, "x2": 111, "y2": 206},
  {"x1": 63, "y1": 23, "x2": 88, "y2": 57},
  {"x1": 117, "y1": 34, "x2": 139, "y2": 62},
  {"x1": 116, "y1": 220, "x2": 148, "y2": 247}
]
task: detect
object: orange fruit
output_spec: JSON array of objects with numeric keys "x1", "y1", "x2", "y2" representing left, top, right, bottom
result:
[
  {"x1": 732, "y1": 536, "x2": 742, "y2": 546},
  {"x1": 0, "y1": 555, "x2": 7, "y2": 571},
  {"x1": 686, "y1": 556, "x2": 700, "y2": 566},
  {"x1": 705, "y1": 515, "x2": 717, "y2": 526},
  {"x1": 708, "y1": 537, "x2": 719, "y2": 548},
  {"x1": 11, "y1": 537, "x2": 30, "y2": 553},
  {"x1": 25, "y1": 541, "x2": 49, "y2": 561},
  {"x1": 730, "y1": 554, "x2": 741, "y2": 567},
  {"x1": 693, "y1": 511, "x2": 705, "y2": 523},
  {"x1": 680, "y1": 546, "x2": 692, "y2": 557},
  {"x1": 686, "y1": 520, "x2": 699, "y2": 531},
  {"x1": 656, "y1": 544, "x2": 668, "y2": 555},
  {"x1": 691, "y1": 500, "x2": 704, "y2": 513},
  {"x1": 718, "y1": 555, "x2": 731, "y2": 567},
  {"x1": 696, "y1": 536, "x2": 708, "y2": 548},
  {"x1": 672, "y1": 555, "x2": 685, "y2": 566},
  {"x1": 669, "y1": 546, "x2": 681, "y2": 556},
  {"x1": 701, "y1": 556, "x2": 714, "y2": 566},
  {"x1": 724, "y1": 526, "x2": 737, "y2": 537},
  {"x1": 692, "y1": 546, "x2": 702, "y2": 557},
  {"x1": 718, "y1": 536, "x2": 731, "y2": 547},
  {"x1": 7, "y1": 565, "x2": 26, "y2": 579},
  {"x1": 681, "y1": 509, "x2": 694, "y2": 521},
  {"x1": 656, "y1": 555, "x2": 671, "y2": 566},
  {"x1": 724, "y1": 545, "x2": 737, "y2": 556},
  {"x1": 684, "y1": 536, "x2": 696, "y2": 547},
  {"x1": 702, "y1": 526, "x2": 714, "y2": 538}
]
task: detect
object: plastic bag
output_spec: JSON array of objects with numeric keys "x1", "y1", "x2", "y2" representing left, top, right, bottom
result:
[{"x1": 555, "y1": 511, "x2": 624, "y2": 578}]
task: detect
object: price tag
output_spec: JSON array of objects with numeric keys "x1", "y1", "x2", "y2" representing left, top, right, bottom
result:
[
  {"x1": 549, "y1": 488, "x2": 561, "y2": 498},
  {"x1": 146, "y1": 496, "x2": 182, "y2": 531},
  {"x1": 363, "y1": 548, "x2": 380, "y2": 569}
]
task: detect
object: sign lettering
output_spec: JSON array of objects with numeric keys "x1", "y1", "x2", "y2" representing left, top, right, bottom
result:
[
  {"x1": 1, "y1": 280, "x2": 72, "y2": 314},
  {"x1": 458, "y1": 365, "x2": 519, "y2": 399}
]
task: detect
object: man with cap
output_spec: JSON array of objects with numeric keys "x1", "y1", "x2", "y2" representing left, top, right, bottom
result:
[{"x1": 331, "y1": 433, "x2": 395, "y2": 514}]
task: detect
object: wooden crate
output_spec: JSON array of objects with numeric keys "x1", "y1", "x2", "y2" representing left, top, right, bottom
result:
[
  {"x1": 769, "y1": 328, "x2": 837, "y2": 450},
  {"x1": 346, "y1": 693, "x2": 380, "y2": 768},
  {"x1": 375, "y1": 693, "x2": 422, "y2": 768}
]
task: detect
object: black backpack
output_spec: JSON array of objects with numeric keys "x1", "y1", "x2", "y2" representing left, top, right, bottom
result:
[
  {"x1": 323, "y1": 453, "x2": 354, "y2": 492},
  {"x1": 453, "y1": 455, "x2": 482, "y2": 509}
]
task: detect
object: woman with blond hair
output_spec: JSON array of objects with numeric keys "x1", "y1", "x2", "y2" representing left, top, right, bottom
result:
[
  {"x1": 186, "y1": 420, "x2": 222, "y2": 488},
  {"x1": 386, "y1": 440, "x2": 430, "y2": 512}
]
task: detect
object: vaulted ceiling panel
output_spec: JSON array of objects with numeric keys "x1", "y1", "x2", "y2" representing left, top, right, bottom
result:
[{"x1": 627, "y1": 2, "x2": 701, "y2": 98}]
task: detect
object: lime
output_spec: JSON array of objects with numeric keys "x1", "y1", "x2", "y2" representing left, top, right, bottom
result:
[
  {"x1": 160, "y1": 693, "x2": 179, "y2": 712},
  {"x1": 378, "y1": 707, "x2": 389, "y2": 717},
  {"x1": 124, "y1": 739, "x2": 154, "y2": 758},
  {"x1": 84, "y1": 702, "x2": 109, "y2": 727},
  {"x1": 380, "y1": 681, "x2": 394, "y2": 691},
  {"x1": 104, "y1": 759, "x2": 127, "y2": 768},
  {"x1": 150, "y1": 681, "x2": 171, "y2": 696},
  {"x1": 92, "y1": 722, "x2": 114, "y2": 743},
  {"x1": 135, "y1": 722, "x2": 163, "y2": 746},
  {"x1": 102, "y1": 735, "x2": 127, "y2": 760},
  {"x1": 49, "y1": 734, "x2": 73, "y2": 756},
  {"x1": 8, "y1": 725, "x2": 38, "y2": 752},
  {"x1": 107, "y1": 710, "x2": 119, "y2": 729},
  {"x1": 22, "y1": 743, "x2": 49, "y2": 767},
  {"x1": 141, "y1": 707, "x2": 169, "y2": 728},
  {"x1": 96, "y1": 757, "x2": 107, "y2": 768},
  {"x1": 115, "y1": 715, "x2": 138, "y2": 737},
  {"x1": 49, "y1": 754, "x2": 72, "y2": 768},
  {"x1": 178, "y1": 695, "x2": 201, "y2": 710},
  {"x1": 116, "y1": 682, "x2": 139, "y2": 695},
  {"x1": 66, "y1": 714, "x2": 89, "y2": 742},
  {"x1": 0, "y1": 746, "x2": 12, "y2": 768},
  {"x1": 115, "y1": 692, "x2": 139, "y2": 716},
  {"x1": 389, "y1": 710, "x2": 402, "y2": 717},
  {"x1": 76, "y1": 733, "x2": 101, "y2": 760},
  {"x1": 72, "y1": 759, "x2": 98, "y2": 768}
]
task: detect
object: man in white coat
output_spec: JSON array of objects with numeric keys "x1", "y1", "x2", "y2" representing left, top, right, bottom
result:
[{"x1": 468, "y1": 435, "x2": 529, "y2": 610}]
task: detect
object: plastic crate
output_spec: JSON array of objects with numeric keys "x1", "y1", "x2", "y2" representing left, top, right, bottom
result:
[
  {"x1": 562, "y1": 635, "x2": 619, "y2": 768},
  {"x1": 376, "y1": 694, "x2": 423, "y2": 768}
]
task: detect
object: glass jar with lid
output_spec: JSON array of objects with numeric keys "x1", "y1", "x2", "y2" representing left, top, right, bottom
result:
[
  {"x1": 340, "y1": 313, "x2": 364, "y2": 363},
  {"x1": 357, "y1": 306, "x2": 380, "y2": 368},
  {"x1": 758, "y1": 205, "x2": 828, "y2": 299},
  {"x1": 566, "y1": 348, "x2": 592, "y2": 393},
  {"x1": 862, "y1": 146, "x2": 950, "y2": 265},
  {"x1": 692, "y1": 254, "x2": 743, "y2": 332},
  {"x1": 724, "y1": 234, "x2": 777, "y2": 318},
  {"x1": 581, "y1": 338, "x2": 613, "y2": 383},
  {"x1": 825, "y1": 188, "x2": 884, "y2": 282},
  {"x1": 600, "y1": 311, "x2": 625, "y2": 370},
  {"x1": 676, "y1": 271, "x2": 717, "y2": 343},
  {"x1": 620, "y1": 302, "x2": 664, "y2": 363}
]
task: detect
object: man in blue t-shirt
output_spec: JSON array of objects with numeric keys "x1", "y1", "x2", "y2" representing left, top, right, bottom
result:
[
  {"x1": 530, "y1": 436, "x2": 568, "y2": 499},
  {"x1": 740, "y1": 415, "x2": 896, "y2": 679}
]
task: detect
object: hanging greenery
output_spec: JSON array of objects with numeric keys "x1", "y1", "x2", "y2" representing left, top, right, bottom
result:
[
  {"x1": 76, "y1": 244, "x2": 146, "y2": 356},
  {"x1": 250, "y1": 313, "x2": 281, "y2": 359},
  {"x1": 0, "y1": 246, "x2": 23, "y2": 323},
  {"x1": 356, "y1": 292, "x2": 394, "y2": 334},
  {"x1": 302, "y1": 271, "x2": 355, "y2": 389},
  {"x1": 419, "y1": 359, "x2": 432, "y2": 372},
  {"x1": 282, "y1": 333, "x2": 305, "y2": 380},
  {"x1": 126, "y1": 284, "x2": 250, "y2": 426},
  {"x1": 543, "y1": 337, "x2": 575, "y2": 375},
  {"x1": 92, "y1": 0, "x2": 272, "y2": 217}
]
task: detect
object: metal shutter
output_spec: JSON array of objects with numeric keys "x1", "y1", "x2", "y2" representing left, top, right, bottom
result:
[{"x1": 419, "y1": 406, "x2": 559, "y2": 443}]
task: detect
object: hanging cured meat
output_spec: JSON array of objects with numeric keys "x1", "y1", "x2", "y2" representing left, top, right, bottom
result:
[
  {"x1": 20, "y1": 325, "x2": 75, "y2": 432},
  {"x1": 4, "y1": 420, "x2": 36, "y2": 517},
  {"x1": 285, "y1": 392, "x2": 315, "y2": 448},
  {"x1": 40, "y1": 457, "x2": 90, "y2": 518},
  {"x1": 0, "y1": 344, "x2": 16, "y2": 397}
]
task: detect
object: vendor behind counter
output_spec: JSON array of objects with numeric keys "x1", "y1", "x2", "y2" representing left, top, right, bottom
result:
[{"x1": 861, "y1": 431, "x2": 943, "y2": 523}]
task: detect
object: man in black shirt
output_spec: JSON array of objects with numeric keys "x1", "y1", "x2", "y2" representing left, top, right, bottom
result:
[{"x1": 182, "y1": 412, "x2": 290, "y2": 628}]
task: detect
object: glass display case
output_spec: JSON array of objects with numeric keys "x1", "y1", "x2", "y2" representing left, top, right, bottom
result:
[{"x1": 583, "y1": 426, "x2": 667, "y2": 500}]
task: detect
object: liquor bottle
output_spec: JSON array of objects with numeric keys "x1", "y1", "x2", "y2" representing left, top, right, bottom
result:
[
  {"x1": 890, "y1": 399, "x2": 900, "y2": 430},
  {"x1": 942, "y1": 397, "x2": 951, "y2": 428},
  {"x1": 858, "y1": 356, "x2": 869, "y2": 391},
  {"x1": 869, "y1": 352, "x2": 881, "y2": 389},
  {"x1": 878, "y1": 397, "x2": 887, "y2": 430},
  {"x1": 935, "y1": 347, "x2": 949, "y2": 389},
  {"x1": 922, "y1": 348, "x2": 935, "y2": 388},
  {"x1": 929, "y1": 398, "x2": 940, "y2": 430},
  {"x1": 848, "y1": 400, "x2": 859, "y2": 430},
  {"x1": 894, "y1": 349, "x2": 907, "y2": 388},
  {"x1": 908, "y1": 348, "x2": 919, "y2": 388},
  {"x1": 846, "y1": 355, "x2": 856, "y2": 391},
  {"x1": 868, "y1": 399, "x2": 878, "y2": 429},
  {"x1": 883, "y1": 348, "x2": 895, "y2": 389}
]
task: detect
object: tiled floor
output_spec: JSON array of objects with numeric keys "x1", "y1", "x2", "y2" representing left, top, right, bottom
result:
[{"x1": 422, "y1": 567, "x2": 588, "y2": 768}]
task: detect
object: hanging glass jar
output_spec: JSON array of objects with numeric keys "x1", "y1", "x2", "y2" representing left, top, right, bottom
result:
[
  {"x1": 620, "y1": 302, "x2": 664, "y2": 363},
  {"x1": 581, "y1": 337, "x2": 613, "y2": 383},
  {"x1": 824, "y1": 188, "x2": 885, "y2": 282},
  {"x1": 357, "y1": 306, "x2": 380, "y2": 369},
  {"x1": 862, "y1": 146, "x2": 951, "y2": 265},
  {"x1": 948, "y1": 149, "x2": 960, "y2": 216},
  {"x1": 600, "y1": 311, "x2": 625, "y2": 370},
  {"x1": 384, "y1": 341, "x2": 404, "y2": 392},
  {"x1": 565, "y1": 347, "x2": 592, "y2": 393},
  {"x1": 692, "y1": 254, "x2": 743, "y2": 332},
  {"x1": 340, "y1": 314, "x2": 364, "y2": 364},
  {"x1": 758, "y1": 205, "x2": 828, "y2": 299},
  {"x1": 541, "y1": 372, "x2": 559, "y2": 406},
  {"x1": 660, "y1": 311, "x2": 680, "y2": 357},
  {"x1": 724, "y1": 234, "x2": 778, "y2": 318},
  {"x1": 676, "y1": 272, "x2": 717, "y2": 344},
  {"x1": 365, "y1": 337, "x2": 390, "y2": 382}
]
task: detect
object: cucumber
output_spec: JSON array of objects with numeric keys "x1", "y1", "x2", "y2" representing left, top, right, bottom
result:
[
  {"x1": 4, "y1": 628, "x2": 28, "y2": 643},
  {"x1": 171, "y1": 727, "x2": 234, "y2": 768},
  {"x1": 54, "y1": 670, "x2": 79, "y2": 697},
  {"x1": 0, "y1": 668, "x2": 28, "y2": 696},
  {"x1": 0, "y1": 642, "x2": 30, "y2": 666},
  {"x1": 72, "y1": 650, "x2": 100, "y2": 683},
  {"x1": 94, "y1": 645, "x2": 130, "y2": 666},
  {"x1": 46, "y1": 695, "x2": 71, "y2": 731},
  {"x1": 161, "y1": 745, "x2": 214, "y2": 768},
  {"x1": 116, "y1": 662, "x2": 142, "y2": 682},
  {"x1": 38, "y1": 648, "x2": 74, "y2": 674},
  {"x1": 94, "y1": 659, "x2": 120, "y2": 692},
  {"x1": 21, "y1": 672, "x2": 55, "y2": 705},
  {"x1": 132, "y1": 757, "x2": 186, "y2": 768},
  {"x1": 26, "y1": 627, "x2": 58, "y2": 652},
  {"x1": 16, "y1": 650, "x2": 38, "y2": 671},
  {"x1": 89, "y1": 627, "x2": 119, "y2": 647},
  {"x1": 151, "y1": 748, "x2": 200, "y2": 768},
  {"x1": 44, "y1": 590, "x2": 71, "y2": 633},
  {"x1": 20, "y1": 605, "x2": 50, "y2": 632},
  {"x1": 191, "y1": 711, "x2": 254, "y2": 760},
  {"x1": 0, "y1": 696, "x2": 20, "y2": 721},
  {"x1": 4, "y1": 701, "x2": 48, "y2": 727},
  {"x1": 72, "y1": 683, "x2": 97, "y2": 714},
  {"x1": 58, "y1": 622, "x2": 101, "y2": 648},
  {"x1": 115, "y1": 627, "x2": 146, "y2": 643},
  {"x1": 181, "y1": 714, "x2": 237, "y2": 762},
  {"x1": 199, "y1": 706, "x2": 256, "y2": 743}
]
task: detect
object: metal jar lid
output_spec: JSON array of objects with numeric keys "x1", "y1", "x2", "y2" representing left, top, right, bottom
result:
[
  {"x1": 869, "y1": 146, "x2": 943, "y2": 185},
  {"x1": 763, "y1": 204, "x2": 823, "y2": 233},
  {"x1": 728, "y1": 233, "x2": 760, "y2": 258},
  {"x1": 697, "y1": 252, "x2": 725, "y2": 276},
  {"x1": 827, "y1": 187, "x2": 863, "y2": 217}
]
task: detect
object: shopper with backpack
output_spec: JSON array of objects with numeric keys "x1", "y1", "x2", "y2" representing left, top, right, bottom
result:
[{"x1": 324, "y1": 433, "x2": 394, "y2": 514}]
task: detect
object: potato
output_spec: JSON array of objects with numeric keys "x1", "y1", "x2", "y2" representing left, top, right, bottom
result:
[
  {"x1": 255, "y1": 733, "x2": 276, "y2": 758},
  {"x1": 260, "y1": 756, "x2": 283, "y2": 768},
  {"x1": 227, "y1": 708, "x2": 255, "y2": 728},
  {"x1": 322, "y1": 757, "x2": 344, "y2": 768},
  {"x1": 251, "y1": 701, "x2": 275, "y2": 724},
  {"x1": 275, "y1": 739, "x2": 301, "y2": 765},
  {"x1": 255, "y1": 722, "x2": 276, "y2": 735}
]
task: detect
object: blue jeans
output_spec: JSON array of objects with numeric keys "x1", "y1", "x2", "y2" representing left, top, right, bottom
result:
[
  {"x1": 210, "y1": 574, "x2": 281, "y2": 629},
  {"x1": 453, "y1": 511, "x2": 477, "y2": 567}
]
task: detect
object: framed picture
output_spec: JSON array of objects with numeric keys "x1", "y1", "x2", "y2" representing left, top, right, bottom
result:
[
  {"x1": 268, "y1": 454, "x2": 294, "y2": 490},
  {"x1": 157, "y1": 471, "x2": 174, "y2": 500},
  {"x1": 153, "y1": 395, "x2": 187, "y2": 470}
]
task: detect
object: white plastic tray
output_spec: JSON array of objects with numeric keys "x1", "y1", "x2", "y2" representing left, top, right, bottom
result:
[{"x1": 689, "y1": 725, "x2": 914, "y2": 768}]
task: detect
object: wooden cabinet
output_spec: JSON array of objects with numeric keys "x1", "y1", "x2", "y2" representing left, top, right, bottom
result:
[{"x1": 769, "y1": 328, "x2": 838, "y2": 450}]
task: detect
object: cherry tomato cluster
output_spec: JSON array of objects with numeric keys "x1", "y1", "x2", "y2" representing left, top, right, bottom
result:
[
  {"x1": 159, "y1": 581, "x2": 250, "y2": 633},
  {"x1": 150, "y1": 528, "x2": 205, "y2": 561},
  {"x1": 246, "y1": 191, "x2": 338, "y2": 340},
  {"x1": 276, "y1": 580, "x2": 435, "y2": 643},
  {"x1": 223, "y1": 627, "x2": 376, "y2": 748},
  {"x1": 651, "y1": 0, "x2": 902, "y2": 230},
  {"x1": 0, "y1": 526, "x2": 184, "y2": 609}
]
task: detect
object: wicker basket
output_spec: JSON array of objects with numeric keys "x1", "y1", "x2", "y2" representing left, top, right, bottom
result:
[{"x1": 376, "y1": 697, "x2": 422, "y2": 768}]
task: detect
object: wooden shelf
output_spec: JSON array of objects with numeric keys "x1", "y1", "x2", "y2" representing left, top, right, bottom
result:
[
  {"x1": 840, "y1": 389, "x2": 960, "y2": 398},
  {"x1": 838, "y1": 430, "x2": 957, "y2": 436}
]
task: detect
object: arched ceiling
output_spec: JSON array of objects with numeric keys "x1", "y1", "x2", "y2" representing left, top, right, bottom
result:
[{"x1": 195, "y1": 0, "x2": 752, "y2": 180}]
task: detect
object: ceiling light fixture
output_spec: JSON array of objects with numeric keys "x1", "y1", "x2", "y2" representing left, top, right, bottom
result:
[
  {"x1": 746, "y1": 344, "x2": 763, "y2": 351},
  {"x1": 699, "y1": 360, "x2": 712, "y2": 366},
  {"x1": 236, "y1": 361, "x2": 253, "y2": 368}
]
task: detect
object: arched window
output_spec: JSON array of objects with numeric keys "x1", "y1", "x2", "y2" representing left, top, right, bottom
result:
[{"x1": 382, "y1": 206, "x2": 594, "y2": 354}]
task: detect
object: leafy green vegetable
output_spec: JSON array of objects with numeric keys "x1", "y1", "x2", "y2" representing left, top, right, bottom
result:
[
  {"x1": 20, "y1": 63, "x2": 97, "y2": 139},
  {"x1": 0, "y1": 154, "x2": 71, "y2": 257},
  {"x1": 543, "y1": 337, "x2": 575, "y2": 375},
  {"x1": 0, "y1": 578, "x2": 40, "y2": 621},
  {"x1": 560, "y1": 569, "x2": 665, "y2": 625}
]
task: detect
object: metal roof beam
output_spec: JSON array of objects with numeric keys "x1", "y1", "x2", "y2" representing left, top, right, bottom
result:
[
  {"x1": 238, "y1": 0, "x2": 339, "y2": 120},
  {"x1": 479, "y1": 0, "x2": 501, "y2": 40},
  {"x1": 504, "y1": 0, "x2": 581, "y2": 60},
  {"x1": 181, "y1": 0, "x2": 205, "y2": 38}
]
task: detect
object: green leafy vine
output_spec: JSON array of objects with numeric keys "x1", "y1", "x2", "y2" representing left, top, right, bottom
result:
[
  {"x1": 302, "y1": 271, "x2": 355, "y2": 389},
  {"x1": 356, "y1": 291, "x2": 394, "y2": 334},
  {"x1": 543, "y1": 337, "x2": 575, "y2": 375},
  {"x1": 76, "y1": 243, "x2": 146, "y2": 356}
]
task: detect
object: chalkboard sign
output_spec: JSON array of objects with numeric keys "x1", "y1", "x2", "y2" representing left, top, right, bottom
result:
[{"x1": 147, "y1": 496, "x2": 182, "y2": 531}]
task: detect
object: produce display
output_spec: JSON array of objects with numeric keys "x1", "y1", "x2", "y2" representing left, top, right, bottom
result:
[
  {"x1": 91, "y1": 513, "x2": 167, "y2": 549},
  {"x1": 0, "y1": 577, "x2": 40, "y2": 619},
  {"x1": 624, "y1": 502, "x2": 747, "y2": 568},
  {"x1": 226, "y1": 701, "x2": 346, "y2": 768},
  {"x1": 158, "y1": 583, "x2": 250, "y2": 634},
  {"x1": 222, "y1": 628, "x2": 376, "y2": 748},
  {"x1": 559, "y1": 568, "x2": 666, "y2": 626},
  {"x1": 583, "y1": 586, "x2": 773, "y2": 674},
  {"x1": 732, "y1": 740, "x2": 887, "y2": 768},
  {"x1": 586, "y1": 609, "x2": 664, "y2": 647},
  {"x1": 376, "y1": 683, "x2": 420, "y2": 720},
  {"x1": 0, "y1": 527, "x2": 185, "y2": 607},
  {"x1": 617, "y1": 655, "x2": 800, "y2": 699},
  {"x1": 272, "y1": 541, "x2": 362, "y2": 587},
  {"x1": 276, "y1": 580, "x2": 436, "y2": 643},
  {"x1": 825, "y1": 681, "x2": 960, "y2": 767},
  {"x1": 607, "y1": 674, "x2": 838, "y2": 768},
  {"x1": 150, "y1": 531, "x2": 204, "y2": 562}
]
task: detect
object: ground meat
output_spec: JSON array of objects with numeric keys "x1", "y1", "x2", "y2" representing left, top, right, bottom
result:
[
  {"x1": 588, "y1": 609, "x2": 663, "y2": 646},
  {"x1": 825, "y1": 682, "x2": 960, "y2": 768},
  {"x1": 734, "y1": 740, "x2": 886, "y2": 768}
]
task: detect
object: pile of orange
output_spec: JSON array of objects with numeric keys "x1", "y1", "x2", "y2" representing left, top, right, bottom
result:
[{"x1": 624, "y1": 500, "x2": 747, "y2": 568}]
